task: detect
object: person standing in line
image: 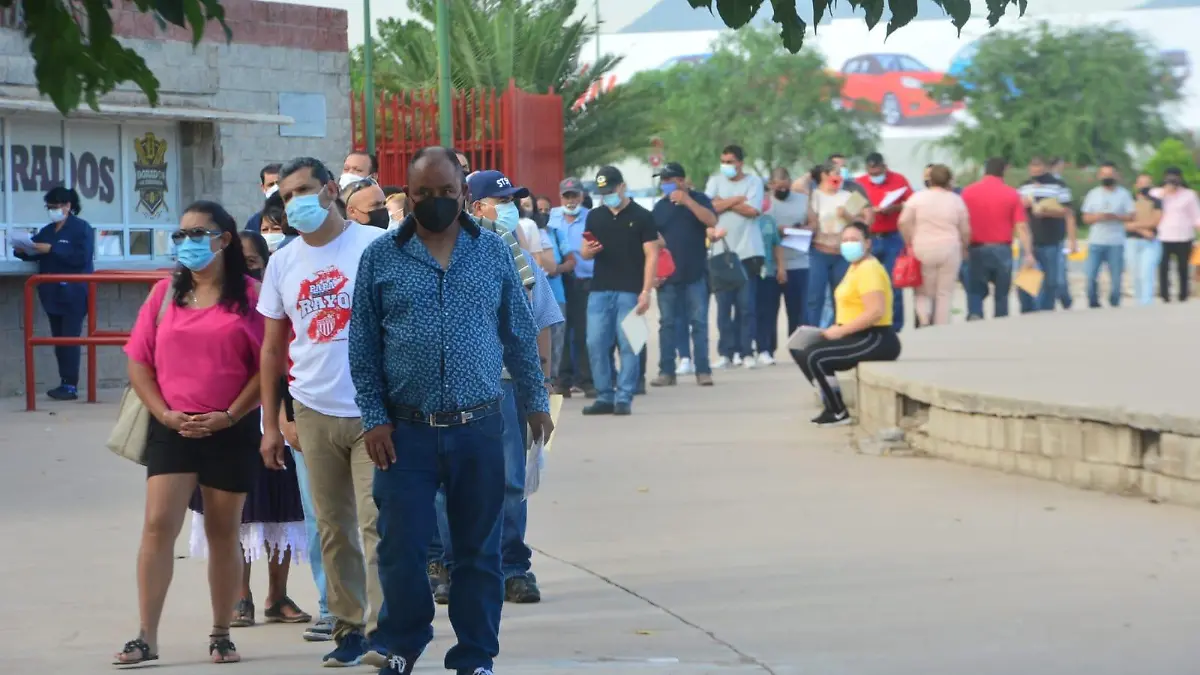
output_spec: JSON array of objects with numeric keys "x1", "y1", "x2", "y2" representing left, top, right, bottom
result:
[
  {"x1": 856, "y1": 152, "x2": 912, "y2": 331},
  {"x1": 341, "y1": 178, "x2": 391, "y2": 230},
  {"x1": 826, "y1": 153, "x2": 870, "y2": 197},
  {"x1": 244, "y1": 163, "x2": 282, "y2": 232},
  {"x1": 898, "y1": 164, "x2": 971, "y2": 326},
  {"x1": 752, "y1": 200, "x2": 787, "y2": 365},
  {"x1": 347, "y1": 146, "x2": 553, "y2": 675},
  {"x1": 705, "y1": 144, "x2": 765, "y2": 370},
  {"x1": 581, "y1": 166, "x2": 659, "y2": 415},
  {"x1": 649, "y1": 162, "x2": 718, "y2": 387},
  {"x1": 13, "y1": 186, "x2": 94, "y2": 401},
  {"x1": 807, "y1": 164, "x2": 871, "y2": 329},
  {"x1": 112, "y1": 201, "x2": 264, "y2": 666},
  {"x1": 1080, "y1": 163, "x2": 1134, "y2": 308},
  {"x1": 960, "y1": 157, "x2": 1034, "y2": 320},
  {"x1": 1016, "y1": 156, "x2": 1077, "y2": 312},
  {"x1": 1126, "y1": 172, "x2": 1163, "y2": 306},
  {"x1": 1156, "y1": 166, "x2": 1200, "y2": 302},
  {"x1": 549, "y1": 177, "x2": 597, "y2": 398},
  {"x1": 258, "y1": 157, "x2": 389, "y2": 668},
  {"x1": 764, "y1": 167, "x2": 809, "y2": 339},
  {"x1": 340, "y1": 150, "x2": 379, "y2": 189},
  {"x1": 1046, "y1": 157, "x2": 1074, "y2": 309}
]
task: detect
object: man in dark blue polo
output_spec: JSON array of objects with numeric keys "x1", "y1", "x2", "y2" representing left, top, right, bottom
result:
[
  {"x1": 349, "y1": 146, "x2": 552, "y2": 675},
  {"x1": 648, "y1": 162, "x2": 717, "y2": 387},
  {"x1": 244, "y1": 162, "x2": 282, "y2": 231}
]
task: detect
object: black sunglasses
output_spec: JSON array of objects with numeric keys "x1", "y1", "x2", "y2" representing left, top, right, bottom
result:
[{"x1": 170, "y1": 228, "x2": 221, "y2": 244}]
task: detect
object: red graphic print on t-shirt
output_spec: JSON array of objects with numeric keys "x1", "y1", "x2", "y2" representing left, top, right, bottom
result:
[{"x1": 296, "y1": 266, "x2": 352, "y2": 342}]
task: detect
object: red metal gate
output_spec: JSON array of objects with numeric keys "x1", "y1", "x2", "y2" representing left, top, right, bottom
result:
[{"x1": 351, "y1": 81, "x2": 565, "y2": 204}]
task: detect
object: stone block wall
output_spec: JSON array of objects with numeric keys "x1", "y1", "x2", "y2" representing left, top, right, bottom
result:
[{"x1": 857, "y1": 379, "x2": 1200, "y2": 509}]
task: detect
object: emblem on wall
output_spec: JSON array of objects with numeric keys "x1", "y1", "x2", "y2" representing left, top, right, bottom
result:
[{"x1": 133, "y1": 132, "x2": 169, "y2": 218}]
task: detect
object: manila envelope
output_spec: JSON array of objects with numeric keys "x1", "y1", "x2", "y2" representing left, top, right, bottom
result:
[
  {"x1": 844, "y1": 191, "x2": 869, "y2": 216},
  {"x1": 1014, "y1": 267, "x2": 1044, "y2": 296},
  {"x1": 1134, "y1": 197, "x2": 1157, "y2": 222}
]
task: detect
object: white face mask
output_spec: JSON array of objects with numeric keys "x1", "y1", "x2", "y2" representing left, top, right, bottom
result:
[
  {"x1": 339, "y1": 172, "x2": 366, "y2": 190},
  {"x1": 263, "y1": 185, "x2": 279, "y2": 198},
  {"x1": 263, "y1": 232, "x2": 286, "y2": 251},
  {"x1": 47, "y1": 208, "x2": 66, "y2": 222}
]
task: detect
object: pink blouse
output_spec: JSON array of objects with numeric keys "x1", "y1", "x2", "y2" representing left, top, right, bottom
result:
[
  {"x1": 124, "y1": 277, "x2": 264, "y2": 413},
  {"x1": 1155, "y1": 188, "x2": 1200, "y2": 243},
  {"x1": 898, "y1": 188, "x2": 971, "y2": 249}
]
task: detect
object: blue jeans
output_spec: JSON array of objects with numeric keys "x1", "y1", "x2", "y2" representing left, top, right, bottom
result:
[
  {"x1": 374, "y1": 414, "x2": 506, "y2": 672},
  {"x1": 872, "y1": 231, "x2": 906, "y2": 332},
  {"x1": 292, "y1": 447, "x2": 329, "y2": 618},
  {"x1": 782, "y1": 268, "x2": 809, "y2": 335},
  {"x1": 1085, "y1": 243, "x2": 1125, "y2": 307},
  {"x1": 806, "y1": 249, "x2": 848, "y2": 328},
  {"x1": 966, "y1": 243, "x2": 1012, "y2": 319},
  {"x1": 586, "y1": 290, "x2": 641, "y2": 405},
  {"x1": 1056, "y1": 249, "x2": 1072, "y2": 308},
  {"x1": 1126, "y1": 238, "x2": 1162, "y2": 306},
  {"x1": 1017, "y1": 244, "x2": 1062, "y2": 312},
  {"x1": 714, "y1": 261, "x2": 757, "y2": 358},
  {"x1": 657, "y1": 278, "x2": 710, "y2": 376},
  {"x1": 754, "y1": 274, "x2": 782, "y2": 355}
]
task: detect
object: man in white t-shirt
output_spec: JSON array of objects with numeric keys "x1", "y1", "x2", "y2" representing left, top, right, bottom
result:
[
  {"x1": 704, "y1": 143, "x2": 765, "y2": 370},
  {"x1": 259, "y1": 157, "x2": 388, "y2": 668}
]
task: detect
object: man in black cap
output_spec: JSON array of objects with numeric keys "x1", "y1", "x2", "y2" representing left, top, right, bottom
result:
[
  {"x1": 580, "y1": 166, "x2": 659, "y2": 415},
  {"x1": 650, "y1": 162, "x2": 718, "y2": 387}
]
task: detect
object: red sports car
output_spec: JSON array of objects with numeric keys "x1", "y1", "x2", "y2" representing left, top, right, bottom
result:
[{"x1": 834, "y1": 53, "x2": 963, "y2": 126}]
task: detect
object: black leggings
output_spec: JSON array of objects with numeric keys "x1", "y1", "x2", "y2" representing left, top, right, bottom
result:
[
  {"x1": 1160, "y1": 241, "x2": 1192, "y2": 302},
  {"x1": 790, "y1": 327, "x2": 901, "y2": 413}
]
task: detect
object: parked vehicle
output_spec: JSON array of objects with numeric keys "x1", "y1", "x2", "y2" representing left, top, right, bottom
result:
[{"x1": 833, "y1": 53, "x2": 963, "y2": 125}]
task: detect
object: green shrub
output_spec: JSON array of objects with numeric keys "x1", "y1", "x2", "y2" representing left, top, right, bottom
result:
[{"x1": 1142, "y1": 138, "x2": 1200, "y2": 185}]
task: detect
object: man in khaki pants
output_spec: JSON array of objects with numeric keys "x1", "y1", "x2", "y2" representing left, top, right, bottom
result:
[{"x1": 258, "y1": 157, "x2": 388, "y2": 667}]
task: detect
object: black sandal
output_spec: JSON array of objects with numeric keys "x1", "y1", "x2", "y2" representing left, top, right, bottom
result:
[
  {"x1": 230, "y1": 598, "x2": 255, "y2": 627},
  {"x1": 113, "y1": 637, "x2": 158, "y2": 665},
  {"x1": 263, "y1": 596, "x2": 311, "y2": 624},
  {"x1": 209, "y1": 629, "x2": 240, "y2": 664}
]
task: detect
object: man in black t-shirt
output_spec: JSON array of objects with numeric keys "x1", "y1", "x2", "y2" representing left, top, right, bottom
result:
[
  {"x1": 580, "y1": 166, "x2": 659, "y2": 416},
  {"x1": 1016, "y1": 156, "x2": 1077, "y2": 312}
]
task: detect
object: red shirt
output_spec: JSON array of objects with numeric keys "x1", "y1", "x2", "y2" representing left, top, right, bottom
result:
[
  {"x1": 961, "y1": 176, "x2": 1026, "y2": 245},
  {"x1": 857, "y1": 170, "x2": 912, "y2": 234}
]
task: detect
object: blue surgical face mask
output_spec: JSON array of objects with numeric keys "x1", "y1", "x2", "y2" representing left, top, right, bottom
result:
[
  {"x1": 177, "y1": 237, "x2": 217, "y2": 271},
  {"x1": 660, "y1": 182, "x2": 677, "y2": 196},
  {"x1": 840, "y1": 240, "x2": 866, "y2": 263},
  {"x1": 562, "y1": 204, "x2": 580, "y2": 216},
  {"x1": 719, "y1": 163, "x2": 738, "y2": 179},
  {"x1": 493, "y1": 201, "x2": 520, "y2": 231},
  {"x1": 840, "y1": 167, "x2": 850, "y2": 180},
  {"x1": 263, "y1": 232, "x2": 286, "y2": 252},
  {"x1": 602, "y1": 193, "x2": 622, "y2": 209},
  {"x1": 286, "y1": 192, "x2": 330, "y2": 234},
  {"x1": 869, "y1": 173, "x2": 886, "y2": 185}
]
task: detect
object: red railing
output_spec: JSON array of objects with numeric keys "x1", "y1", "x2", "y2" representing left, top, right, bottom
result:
[
  {"x1": 351, "y1": 80, "x2": 565, "y2": 204},
  {"x1": 24, "y1": 270, "x2": 172, "y2": 411}
]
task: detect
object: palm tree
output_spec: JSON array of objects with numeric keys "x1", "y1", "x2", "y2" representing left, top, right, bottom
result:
[{"x1": 352, "y1": 0, "x2": 651, "y2": 174}]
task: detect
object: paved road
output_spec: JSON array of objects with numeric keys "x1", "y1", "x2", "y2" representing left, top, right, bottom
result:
[{"x1": 4, "y1": 353, "x2": 1200, "y2": 674}]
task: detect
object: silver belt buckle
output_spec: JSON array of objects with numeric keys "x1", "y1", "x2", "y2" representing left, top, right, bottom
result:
[{"x1": 428, "y1": 413, "x2": 450, "y2": 428}]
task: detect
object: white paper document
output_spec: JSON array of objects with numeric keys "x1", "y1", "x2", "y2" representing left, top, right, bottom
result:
[
  {"x1": 621, "y1": 310, "x2": 648, "y2": 355},
  {"x1": 524, "y1": 440, "x2": 546, "y2": 499},
  {"x1": 878, "y1": 186, "x2": 909, "y2": 210},
  {"x1": 786, "y1": 325, "x2": 824, "y2": 351},
  {"x1": 9, "y1": 231, "x2": 35, "y2": 252},
  {"x1": 781, "y1": 228, "x2": 813, "y2": 253},
  {"x1": 544, "y1": 394, "x2": 563, "y2": 453}
]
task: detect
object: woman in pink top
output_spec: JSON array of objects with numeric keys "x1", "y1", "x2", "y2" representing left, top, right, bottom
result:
[
  {"x1": 898, "y1": 164, "x2": 971, "y2": 326},
  {"x1": 113, "y1": 201, "x2": 265, "y2": 667},
  {"x1": 1155, "y1": 167, "x2": 1200, "y2": 302}
]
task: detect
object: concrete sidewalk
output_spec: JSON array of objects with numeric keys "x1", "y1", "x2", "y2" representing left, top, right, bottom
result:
[{"x1": 4, "y1": 362, "x2": 1200, "y2": 674}]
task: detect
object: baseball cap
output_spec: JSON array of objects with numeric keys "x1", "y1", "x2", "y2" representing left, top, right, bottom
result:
[
  {"x1": 653, "y1": 162, "x2": 686, "y2": 180},
  {"x1": 559, "y1": 177, "x2": 584, "y2": 195},
  {"x1": 594, "y1": 166, "x2": 624, "y2": 195},
  {"x1": 466, "y1": 170, "x2": 530, "y2": 202}
]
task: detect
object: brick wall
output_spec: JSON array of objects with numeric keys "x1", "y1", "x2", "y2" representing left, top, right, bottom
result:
[{"x1": 0, "y1": 0, "x2": 351, "y2": 397}]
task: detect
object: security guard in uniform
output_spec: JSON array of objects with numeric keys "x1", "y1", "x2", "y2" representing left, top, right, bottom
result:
[{"x1": 13, "y1": 187, "x2": 95, "y2": 400}]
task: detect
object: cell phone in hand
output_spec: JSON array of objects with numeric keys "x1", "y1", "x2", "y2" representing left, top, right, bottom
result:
[{"x1": 582, "y1": 232, "x2": 597, "y2": 243}]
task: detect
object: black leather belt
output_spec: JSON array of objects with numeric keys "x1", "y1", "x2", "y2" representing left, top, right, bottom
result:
[{"x1": 390, "y1": 398, "x2": 501, "y2": 428}]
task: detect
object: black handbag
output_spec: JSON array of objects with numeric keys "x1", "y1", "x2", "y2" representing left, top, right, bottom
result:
[{"x1": 708, "y1": 240, "x2": 747, "y2": 293}]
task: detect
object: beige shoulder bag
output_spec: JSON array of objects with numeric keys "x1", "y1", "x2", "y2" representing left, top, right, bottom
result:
[{"x1": 105, "y1": 284, "x2": 173, "y2": 465}]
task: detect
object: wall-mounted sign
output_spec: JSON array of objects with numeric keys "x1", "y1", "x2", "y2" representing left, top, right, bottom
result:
[{"x1": 132, "y1": 131, "x2": 169, "y2": 219}]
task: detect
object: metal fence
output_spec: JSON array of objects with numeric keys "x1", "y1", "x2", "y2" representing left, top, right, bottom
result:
[{"x1": 351, "y1": 81, "x2": 564, "y2": 204}]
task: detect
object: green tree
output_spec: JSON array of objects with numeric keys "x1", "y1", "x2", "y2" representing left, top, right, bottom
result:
[
  {"x1": 1143, "y1": 138, "x2": 1200, "y2": 186},
  {"x1": 12, "y1": 0, "x2": 1035, "y2": 119},
  {"x1": 930, "y1": 22, "x2": 1180, "y2": 168},
  {"x1": 353, "y1": 0, "x2": 653, "y2": 174},
  {"x1": 625, "y1": 25, "x2": 879, "y2": 181}
]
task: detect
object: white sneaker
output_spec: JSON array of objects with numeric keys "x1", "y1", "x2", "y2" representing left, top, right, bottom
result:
[
  {"x1": 677, "y1": 357, "x2": 695, "y2": 375},
  {"x1": 757, "y1": 352, "x2": 776, "y2": 366},
  {"x1": 713, "y1": 356, "x2": 730, "y2": 370},
  {"x1": 742, "y1": 355, "x2": 758, "y2": 370},
  {"x1": 732, "y1": 353, "x2": 744, "y2": 367}
]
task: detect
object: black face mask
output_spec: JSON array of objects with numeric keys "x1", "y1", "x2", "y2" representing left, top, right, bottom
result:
[
  {"x1": 365, "y1": 207, "x2": 390, "y2": 229},
  {"x1": 1033, "y1": 174, "x2": 1053, "y2": 183},
  {"x1": 247, "y1": 267, "x2": 264, "y2": 281},
  {"x1": 1166, "y1": 178, "x2": 1183, "y2": 187},
  {"x1": 773, "y1": 189, "x2": 790, "y2": 201},
  {"x1": 924, "y1": 180, "x2": 931, "y2": 188},
  {"x1": 1100, "y1": 177, "x2": 1117, "y2": 188},
  {"x1": 412, "y1": 196, "x2": 462, "y2": 233}
]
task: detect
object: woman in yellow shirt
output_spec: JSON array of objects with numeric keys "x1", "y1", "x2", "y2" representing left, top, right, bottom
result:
[{"x1": 790, "y1": 221, "x2": 901, "y2": 426}]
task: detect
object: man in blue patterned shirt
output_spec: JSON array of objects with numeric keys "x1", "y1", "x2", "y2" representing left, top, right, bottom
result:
[{"x1": 348, "y1": 147, "x2": 553, "y2": 675}]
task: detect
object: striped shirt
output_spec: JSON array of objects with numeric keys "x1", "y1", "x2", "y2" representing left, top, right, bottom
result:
[
  {"x1": 1017, "y1": 176, "x2": 1072, "y2": 246},
  {"x1": 501, "y1": 250, "x2": 564, "y2": 381},
  {"x1": 474, "y1": 214, "x2": 536, "y2": 289}
]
